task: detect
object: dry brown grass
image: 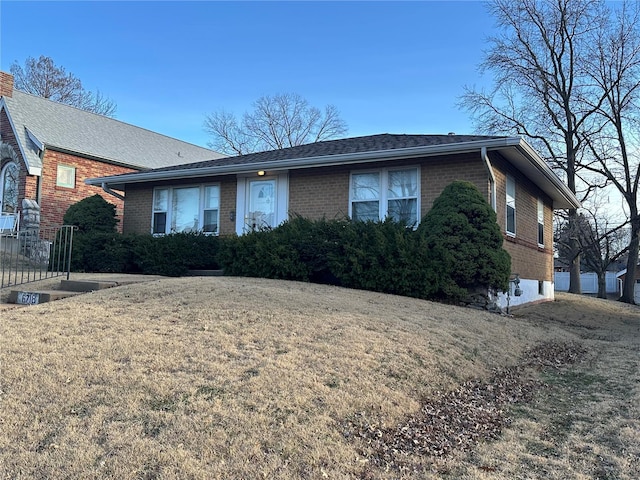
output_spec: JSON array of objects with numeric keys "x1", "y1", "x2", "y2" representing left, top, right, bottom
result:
[{"x1": 0, "y1": 277, "x2": 638, "y2": 479}]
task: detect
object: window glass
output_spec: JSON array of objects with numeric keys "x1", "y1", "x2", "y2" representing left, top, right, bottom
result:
[
  {"x1": 204, "y1": 186, "x2": 219, "y2": 210},
  {"x1": 153, "y1": 212, "x2": 167, "y2": 234},
  {"x1": 350, "y1": 169, "x2": 419, "y2": 226},
  {"x1": 506, "y1": 175, "x2": 516, "y2": 235},
  {"x1": 56, "y1": 165, "x2": 75, "y2": 188},
  {"x1": 171, "y1": 187, "x2": 200, "y2": 233},
  {"x1": 352, "y1": 201, "x2": 380, "y2": 222},
  {"x1": 248, "y1": 180, "x2": 276, "y2": 229},
  {"x1": 203, "y1": 185, "x2": 220, "y2": 233},
  {"x1": 352, "y1": 173, "x2": 380, "y2": 200},
  {"x1": 154, "y1": 188, "x2": 168, "y2": 211},
  {"x1": 388, "y1": 199, "x2": 418, "y2": 225},
  {"x1": 388, "y1": 169, "x2": 418, "y2": 225},
  {"x1": 388, "y1": 169, "x2": 417, "y2": 198},
  {"x1": 537, "y1": 199, "x2": 544, "y2": 245},
  {"x1": 1, "y1": 162, "x2": 19, "y2": 214},
  {"x1": 152, "y1": 185, "x2": 220, "y2": 235}
]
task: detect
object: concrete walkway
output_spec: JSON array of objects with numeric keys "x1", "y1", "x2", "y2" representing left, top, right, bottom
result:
[{"x1": 0, "y1": 273, "x2": 166, "y2": 308}]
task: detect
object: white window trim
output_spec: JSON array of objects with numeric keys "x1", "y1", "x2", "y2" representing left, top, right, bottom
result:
[
  {"x1": 349, "y1": 166, "x2": 420, "y2": 227},
  {"x1": 151, "y1": 183, "x2": 221, "y2": 236},
  {"x1": 506, "y1": 174, "x2": 516, "y2": 237}
]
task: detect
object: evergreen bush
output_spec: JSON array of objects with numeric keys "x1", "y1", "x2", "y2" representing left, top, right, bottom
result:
[
  {"x1": 416, "y1": 180, "x2": 511, "y2": 302},
  {"x1": 63, "y1": 194, "x2": 118, "y2": 233}
]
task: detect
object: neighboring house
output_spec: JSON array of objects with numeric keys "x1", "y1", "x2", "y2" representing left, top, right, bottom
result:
[
  {"x1": 0, "y1": 71, "x2": 224, "y2": 230},
  {"x1": 616, "y1": 266, "x2": 640, "y2": 304},
  {"x1": 87, "y1": 133, "x2": 580, "y2": 308}
]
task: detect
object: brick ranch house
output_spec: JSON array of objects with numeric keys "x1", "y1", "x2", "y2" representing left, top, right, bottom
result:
[
  {"x1": 0, "y1": 71, "x2": 223, "y2": 230},
  {"x1": 87, "y1": 133, "x2": 580, "y2": 309}
]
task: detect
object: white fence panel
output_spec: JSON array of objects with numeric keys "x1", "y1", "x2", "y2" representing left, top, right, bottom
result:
[{"x1": 554, "y1": 272, "x2": 619, "y2": 293}]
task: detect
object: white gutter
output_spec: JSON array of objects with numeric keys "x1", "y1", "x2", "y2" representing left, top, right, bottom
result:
[{"x1": 481, "y1": 146, "x2": 497, "y2": 211}]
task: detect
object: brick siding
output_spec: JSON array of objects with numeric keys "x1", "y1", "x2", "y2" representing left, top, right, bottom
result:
[
  {"x1": 2, "y1": 106, "x2": 138, "y2": 230},
  {"x1": 39, "y1": 150, "x2": 136, "y2": 230},
  {"x1": 121, "y1": 151, "x2": 556, "y2": 282},
  {"x1": 491, "y1": 153, "x2": 554, "y2": 282}
]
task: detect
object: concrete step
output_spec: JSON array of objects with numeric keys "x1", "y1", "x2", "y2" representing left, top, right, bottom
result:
[
  {"x1": 59, "y1": 279, "x2": 119, "y2": 292},
  {"x1": 187, "y1": 269, "x2": 224, "y2": 276},
  {"x1": 8, "y1": 289, "x2": 83, "y2": 305}
]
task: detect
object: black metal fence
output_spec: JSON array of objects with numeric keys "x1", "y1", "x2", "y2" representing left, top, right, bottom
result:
[{"x1": 0, "y1": 225, "x2": 75, "y2": 289}]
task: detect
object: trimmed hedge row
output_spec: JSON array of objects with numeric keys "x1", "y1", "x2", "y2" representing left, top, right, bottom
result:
[{"x1": 66, "y1": 182, "x2": 511, "y2": 304}]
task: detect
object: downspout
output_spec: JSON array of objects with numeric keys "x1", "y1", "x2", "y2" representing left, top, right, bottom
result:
[
  {"x1": 36, "y1": 148, "x2": 44, "y2": 204},
  {"x1": 101, "y1": 182, "x2": 125, "y2": 201},
  {"x1": 482, "y1": 147, "x2": 497, "y2": 211}
]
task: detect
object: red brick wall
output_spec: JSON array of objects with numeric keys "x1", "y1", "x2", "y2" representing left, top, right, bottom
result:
[
  {"x1": 2, "y1": 106, "x2": 136, "y2": 230},
  {"x1": 121, "y1": 151, "x2": 556, "y2": 282},
  {"x1": 39, "y1": 149, "x2": 136, "y2": 229}
]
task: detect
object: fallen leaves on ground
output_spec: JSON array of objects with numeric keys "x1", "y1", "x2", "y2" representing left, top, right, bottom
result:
[{"x1": 343, "y1": 341, "x2": 587, "y2": 475}]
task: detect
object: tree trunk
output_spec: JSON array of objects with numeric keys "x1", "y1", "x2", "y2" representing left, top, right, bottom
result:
[
  {"x1": 620, "y1": 220, "x2": 639, "y2": 304},
  {"x1": 568, "y1": 209, "x2": 582, "y2": 294},
  {"x1": 597, "y1": 272, "x2": 607, "y2": 299}
]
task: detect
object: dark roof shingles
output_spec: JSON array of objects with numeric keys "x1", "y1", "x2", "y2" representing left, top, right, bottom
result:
[{"x1": 149, "y1": 133, "x2": 505, "y2": 173}]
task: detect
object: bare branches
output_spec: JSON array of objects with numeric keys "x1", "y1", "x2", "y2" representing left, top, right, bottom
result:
[
  {"x1": 10, "y1": 56, "x2": 117, "y2": 117},
  {"x1": 204, "y1": 93, "x2": 348, "y2": 155}
]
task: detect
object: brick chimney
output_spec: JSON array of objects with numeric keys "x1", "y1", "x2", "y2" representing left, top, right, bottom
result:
[{"x1": 0, "y1": 71, "x2": 14, "y2": 98}]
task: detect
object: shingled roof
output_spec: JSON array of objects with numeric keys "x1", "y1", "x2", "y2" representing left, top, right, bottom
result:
[
  {"x1": 87, "y1": 133, "x2": 580, "y2": 209},
  {"x1": 146, "y1": 133, "x2": 507, "y2": 173},
  {"x1": 1, "y1": 89, "x2": 224, "y2": 175}
]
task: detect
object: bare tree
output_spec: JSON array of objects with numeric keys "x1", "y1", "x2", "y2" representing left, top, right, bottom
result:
[
  {"x1": 204, "y1": 93, "x2": 348, "y2": 155},
  {"x1": 580, "y1": 1, "x2": 640, "y2": 303},
  {"x1": 10, "y1": 56, "x2": 117, "y2": 117},
  {"x1": 460, "y1": 0, "x2": 611, "y2": 294},
  {"x1": 556, "y1": 196, "x2": 629, "y2": 298}
]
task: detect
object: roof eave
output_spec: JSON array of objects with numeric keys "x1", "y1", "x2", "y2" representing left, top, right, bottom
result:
[
  {"x1": 86, "y1": 137, "x2": 581, "y2": 210},
  {"x1": 86, "y1": 138, "x2": 525, "y2": 190},
  {"x1": 512, "y1": 139, "x2": 581, "y2": 209}
]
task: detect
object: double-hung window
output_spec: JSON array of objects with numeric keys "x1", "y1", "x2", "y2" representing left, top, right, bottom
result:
[
  {"x1": 152, "y1": 185, "x2": 220, "y2": 235},
  {"x1": 350, "y1": 168, "x2": 419, "y2": 227},
  {"x1": 506, "y1": 175, "x2": 516, "y2": 236},
  {"x1": 537, "y1": 198, "x2": 544, "y2": 246}
]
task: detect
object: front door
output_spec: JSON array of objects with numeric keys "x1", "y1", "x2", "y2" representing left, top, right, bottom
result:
[
  {"x1": 246, "y1": 178, "x2": 276, "y2": 231},
  {"x1": 235, "y1": 174, "x2": 289, "y2": 235}
]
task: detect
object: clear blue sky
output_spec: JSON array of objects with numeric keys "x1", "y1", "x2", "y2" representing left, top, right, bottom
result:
[{"x1": 0, "y1": 1, "x2": 496, "y2": 149}]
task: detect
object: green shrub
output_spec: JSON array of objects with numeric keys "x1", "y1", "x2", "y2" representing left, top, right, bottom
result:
[
  {"x1": 63, "y1": 194, "x2": 118, "y2": 233},
  {"x1": 131, "y1": 233, "x2": 220, "y2": 277},
  {"x1": 416, "y1": 181, "x2": 511, "y2": 302},
  {"x1": 218, "y1": 216, "x2": 331, "y2": 281},
  {"x1": 68, "y1": 231, "x2": 134, "y2": 273}
]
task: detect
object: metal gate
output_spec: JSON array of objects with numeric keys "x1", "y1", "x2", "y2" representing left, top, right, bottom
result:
[{"x1": 0, "y1": 225, "x2": 75, "y2": 289}]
